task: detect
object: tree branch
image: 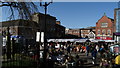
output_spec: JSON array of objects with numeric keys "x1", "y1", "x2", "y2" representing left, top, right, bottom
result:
[{"x1": 1, "y1": 2, "x2": 39, "y2": 20}]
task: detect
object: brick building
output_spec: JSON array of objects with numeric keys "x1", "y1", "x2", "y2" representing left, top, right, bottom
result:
[
  {"x1": 32, "y1": 13, "x2": 65, "y2": 39},
  {"x1": 32, "y1": 13, "x2": 57, "y2": 39},
  {"x1": 1, "y1": 19, "x2": 38, "y2": 45},
  {"x1": 96, "y1": 13, "x2": 115, "y2": 40},
  {"x1": 65, "y1": 28, "x2": 80, "y2": 38},
  {"x1": 55, "y1": 21, "x2": 65, "y2": 38},
  {"x1": 1, "y1": 13, "x2": 65, "y2": 45},
  {"x1": 65, "y1": 27, "x2": 95, "y2": 39}
]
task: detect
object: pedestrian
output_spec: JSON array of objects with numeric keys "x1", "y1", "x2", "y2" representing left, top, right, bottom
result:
[
  {"x1": 75, "y1": 55, "x2": 81, "y2": 67},
  {"x1": 76, "y1": 46, "x2": 79, "y2": 52},
  {"x1": 99, "y1": 45, "x2": 106, "y2": 58},
  {"x1": 95, "y1": 45, "x2": 99, "y2": 52},
  {"x1": 82, "y1": 46, "x2": 86, "y2": 53},
  {"x1": 86, "y1": 45, "x2": 90, "y2": 56},
  {"x1": 91, "y1": 48, "x2": 97, "y2": 65},
  {"x1": 67, "y1": 45, "x2": 71, "y2": 54},
  {"x1": 115, "y1": 55, "x2": 120, "y2": 68},
  {"x1": 100, "y1": 58, "x2": 109, "y2": 68},
  {"x1": 66, "y1": 56, "x2": 75, "y2": 68}
]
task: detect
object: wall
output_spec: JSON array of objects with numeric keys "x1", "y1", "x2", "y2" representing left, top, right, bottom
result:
[{"x1": 96, "y1": 15, "x2": 114, "y2": 40}]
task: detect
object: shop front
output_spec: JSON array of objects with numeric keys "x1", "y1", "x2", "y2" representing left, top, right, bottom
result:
[{"x1": 96, "y1": 36, "x2": 112, "y2": 40}]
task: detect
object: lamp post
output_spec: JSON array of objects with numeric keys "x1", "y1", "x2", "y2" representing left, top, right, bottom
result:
[
  {"x1": 40, "y1": 0, "x2": 53, "y2": 67},
  {"x1": 6, "y1": 27, "x2": 11, "y2": 59}
]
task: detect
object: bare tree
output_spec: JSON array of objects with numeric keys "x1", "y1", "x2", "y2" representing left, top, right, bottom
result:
[{"x1": 0, "y1": 1, "x2": 39, "y2": 20}]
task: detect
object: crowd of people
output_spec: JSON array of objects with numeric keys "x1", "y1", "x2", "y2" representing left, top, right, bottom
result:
[
  {"x1": 38, "y1": 42, "x2": 120, "y2": 68},
  {"x1": 2, "y1": 39, "x2": 120, "y2": 68}
]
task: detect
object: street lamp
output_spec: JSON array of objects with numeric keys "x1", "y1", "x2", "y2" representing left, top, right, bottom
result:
[
  {"x1": 40, "y1": 0, "x2": 53, "y2": 67},
  {"x1": 6, "y1": 27, "x2": 11, "y2": 59}
]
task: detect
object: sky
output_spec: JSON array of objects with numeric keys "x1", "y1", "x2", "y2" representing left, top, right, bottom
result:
[
  {"x1": 46, "y1": 2, "x2": 118, "y2": 28},
  {"x1": 1, "y1": 2, "x2": 118, "y2": 28}
]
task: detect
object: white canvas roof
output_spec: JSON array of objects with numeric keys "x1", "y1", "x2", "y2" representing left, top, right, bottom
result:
[{"x1": 47, "y1": 39, "x2": 115, "y2": 43}]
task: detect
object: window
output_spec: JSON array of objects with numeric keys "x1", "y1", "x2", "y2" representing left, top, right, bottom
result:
[
  {"x1": 107, "y1": 29, "x2": 111, "y2": 35},
  {"x1": 81, "y1": 30, "x2": 83, "y2": 33},
  {"x1": 98, "y1": 29, "x2": 100, "y2": 34},
  {"x1": 101, "y1": 23, "x2": 108, "y2": 27},
  {"x1": 75, "y1": 30, "x2": 79, "y2": 33},
  {"x1": 69, "y1": 31, "x2": 72, "y2": 33},
  {"x1": 102, "y1": 29, "x2": 106, "y2": 35},
  {"x1": 89, "y1": 32, "x2": 94, "y2": 38},
  {"x1": 87, "y1": 30, "x2": 90, "y2": 32}
]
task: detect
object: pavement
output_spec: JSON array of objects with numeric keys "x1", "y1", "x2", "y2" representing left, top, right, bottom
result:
[
  {"x1": 73, "y1": 52, "x2": 100, "y2": 68},
  {"x1": 55, "y1": 52, "x2": 101, "y2": 68}
]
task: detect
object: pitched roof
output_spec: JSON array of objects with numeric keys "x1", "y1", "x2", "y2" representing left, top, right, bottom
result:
[
  {"x1": 96, "y1": 14, "x2": 114, "y2": 24},
  {"x1": 108, "y1": 17, "x2": 114, "y2": 21}
]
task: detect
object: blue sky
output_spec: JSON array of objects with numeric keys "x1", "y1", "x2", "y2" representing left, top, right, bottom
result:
[
  {"x1": 46, "y1": 2, "x2": 118, "y2": 28},
  {"x1": 1, "y1": 2, "x2": 118, "y2": 28}
]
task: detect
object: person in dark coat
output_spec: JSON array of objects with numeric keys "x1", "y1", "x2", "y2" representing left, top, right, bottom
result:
[
  {"x1": 67, "y1": 45, "x2": 71, "y2": 54},
  {"x1": 86, "y1": 45, "x2": 90, "y2": 56},
  {"x1": 91, "y1": 48, "x2": 97, "y2": 65}
]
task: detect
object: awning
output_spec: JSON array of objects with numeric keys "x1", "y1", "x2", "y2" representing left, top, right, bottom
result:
[
  {"x1": 47, "y1": 39, "x2": 115, "y2": 43},
  {"x1": 47, "y1": 39, "x2": 77, "y2": 42},
  {"x1": 114, "y1": 32, "x2": 120, "y2": 35}
]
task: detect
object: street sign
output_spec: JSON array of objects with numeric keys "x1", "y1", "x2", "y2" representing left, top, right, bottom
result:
[
  {"x1": 36, "y1": 32, "x2": 40, "y2": 42},
  {"x1": 36, "y1": 32, "x2": 44, "y2": 42},
  {"x1": 41, "y1": 32, "x2": 44, "y2": 42}
]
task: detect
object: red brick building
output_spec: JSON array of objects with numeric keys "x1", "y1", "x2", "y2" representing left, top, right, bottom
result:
[
  {"x1": 65, "y1": 28, "x2": 80, "y2": 38},
  {"x1": 65, "y1": 27, "x2": 95, "y2": 39},
  {"x1": 96, "y1": 13, "x2": 115, "y2": 40}
]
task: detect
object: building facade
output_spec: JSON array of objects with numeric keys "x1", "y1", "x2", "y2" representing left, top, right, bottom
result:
[
  {"x1": 65, "y1": 27, "x2": 95, "y2": 39},
  {"x1": 113, "y1": 8, "x2": 120, "y2": 43},
  {"x1": 32, "y1": 13, "x2": 57, "y2": 39},
  {"x1": 80, "y1": 27, "x2": 95, "y2": 39},
  {"x1": 114, "y1": 8, "x2": 120, "y2": 32},
  {"x1": 1, "y1": 19, "x2": 38, "y2": 46},
  {"x1": 65, "y1": 28, "x2": 80, "y2": 38},
  {"x1": 55, "y1": 21, "x2": 65, "y2": 38},
  {"x1": 1, "y1": 13, "x2": 66, "y2": 46},
  {"x1": 88, "y1": 31, "x2": 96, "y2": 39},
  {"x1": 96, "y1": 13, "x2": 115, "y2": 40}
]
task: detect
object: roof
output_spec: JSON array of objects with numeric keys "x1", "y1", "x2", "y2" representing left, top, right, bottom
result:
[
  {"x1": 55, "y1": 24, "x2": 65, "y2": 28},
  {"x1": 1, "y1": 19, "x2": 39, "y2": 27},
  {"x1": 32, "y1": 12, "x2": 57, "y2": 20},
  {"x1": 96, "y1": 13, "x2": 114, "y2": 24},
  {"x1": 108, "y1": 17, "x2": 114, "y2": 21},
  {"x1": 80, "y1": 26, "x2": 96, "y2": 30}
]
